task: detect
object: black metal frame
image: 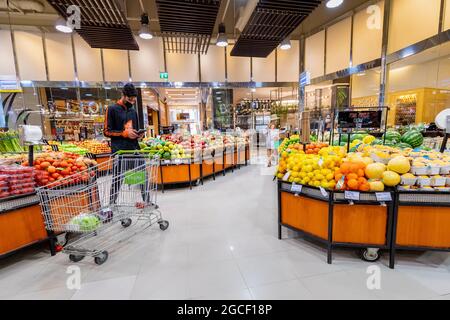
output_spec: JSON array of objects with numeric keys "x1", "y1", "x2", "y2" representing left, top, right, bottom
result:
[{"x1": 277, "y1": 180, "x2": 395, "y2": 267}]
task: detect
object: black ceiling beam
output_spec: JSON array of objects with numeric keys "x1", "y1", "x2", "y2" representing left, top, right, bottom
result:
[{"x1": 231, "y1": 0, "x2": 322, "y2": 57}]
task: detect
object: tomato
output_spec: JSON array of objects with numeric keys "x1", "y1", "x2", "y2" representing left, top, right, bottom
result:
[
  {"x1": 22, "y1": 161, "x2": 29, "y2": 166},
  {"x1": 40, "y1": 162, "x2": 51, "y2": 169},
  {"x1": 60, "y1": 161, "x2": 69, "y2": 168},
  {"x1": 48, "y1": 177, "x2": 55, "y2": 182},
  {"x1": 71, "y1": 166, "x2": 78, "y2": 171},
  {"x1": 52, "y1": 173, "x2": 60, "y2": 179},
  {"x1": 34, "y1": 165, "x2": 41, "y2": 170},
  {"x1": 53, "y1": 161, "x2": 60, "y2": 168},
  {"x1": 41, "y1": 179, "x2": 48, "y2": 185},
  {"x1": 47, "y1": 166, "x2": 56, "y2": 174}
]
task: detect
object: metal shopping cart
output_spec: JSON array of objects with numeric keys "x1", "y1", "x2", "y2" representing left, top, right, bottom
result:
[{"x1": 36, "y1": 152, "x2": 169, "y2": 265}]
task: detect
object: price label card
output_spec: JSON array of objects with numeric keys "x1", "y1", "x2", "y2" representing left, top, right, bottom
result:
[
  {"x1": 345, "y1": 191, "x2": 360, "y2": 201},
  {"x1": 291, "y1": 183, "x2": 303, "y2": 193},
  {"x1": 318, "y1": 157, "x2": 324, "y2": 167},
  {"x1": 282, "y1": 172, "x2": 291, "y2": 181},
  {"x1": 376, "y1": 192, "x2": 392, "y2": 202},
  {"x1": 319, "y1": 187, "x2": 329, "y2": 198},
  {"x1": 174, "y1": 159, "x2": 181, "y2": 165}
]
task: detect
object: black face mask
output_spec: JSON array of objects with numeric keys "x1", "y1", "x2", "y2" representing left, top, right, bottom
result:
[{"x1": 124, "y1": 101, "x2": 134, "y2": 109}]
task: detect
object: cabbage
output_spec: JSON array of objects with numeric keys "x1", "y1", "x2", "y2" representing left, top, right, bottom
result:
[{"x1": 70, "y1": 213, "x2": 100, "y2": 232}]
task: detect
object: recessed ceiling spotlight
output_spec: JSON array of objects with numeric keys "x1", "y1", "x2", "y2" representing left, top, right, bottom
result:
[
  {"x1": 326, "y1": 0, "x2": 344, "y2": 8},
  {"x1": 55, "y1": 17, "x2": 73, "y2": 33}
]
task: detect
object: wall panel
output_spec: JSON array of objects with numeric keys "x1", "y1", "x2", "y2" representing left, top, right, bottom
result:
[
  {"x1": 227, "y1": 45, "x2": 251, "y2": 82},
  {"x1": 201, "y1": 46, "x2": 226, "y2": 82},
  {"x1": 305, "y1": 31, "x2": 325, "y2": 79},
  {"x1": 130, "y1": 38, "x2": 164, "y2": 82},
  {"x1": 103, "y1": 49, "x2": 129, "y2": 82},
  {"x1": 326, "y1": 17, "x2": 352, "y2": 74},
  {"x1": 253, "y1": 51, "x2": 275, "y2": 82},
  {"x1": 166, "y1": 52, "x2": 199, "y2": 82},
  {"x1": 388, "y1": 0, "x2": 441, "y2": 53},
  {"x1": 14, "y1": 31, "x2": 46, "y2": 81},
  {"x1": 352, "y1": 1, "x2": 384, "y2": 66},
  {"x1": 277, "y1": 40, "x2": 300, "y2": 82},
  {"x1": 73, "y1": 34, "x2": 102, "y2": 82},
  {"x1": 45, "y1": 33, "x2": 75, "y2": 81},
  {"x1": 0, "y1": 30, "x2": 16, "y2": 80}
]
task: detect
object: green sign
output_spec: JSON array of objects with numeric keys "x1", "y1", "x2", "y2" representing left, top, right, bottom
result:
[{"x1": 159, "y1": 72, "x2": 169, "y2": 79}]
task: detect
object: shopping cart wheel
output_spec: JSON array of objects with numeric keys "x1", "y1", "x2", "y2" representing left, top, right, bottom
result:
[
  {"x1": 360, "y1": 248, "x2": 381, "y2": 262},
  {"x1": 69, "y1": 254, "x2": 85, "y2": 263},
  {"x1": 121, "y1": 218, "x2": 132, "y2": 228},
  {"x1": 159, "y1": 220, "x2": 169, "y2": 231},
  {"x1": 94, "y1": 251, "x2": 109, "y2": 265}
]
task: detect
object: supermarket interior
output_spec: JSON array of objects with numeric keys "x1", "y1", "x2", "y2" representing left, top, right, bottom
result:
[{"x1": 0, "y1": 0, "x2": 450, "y2": 301}]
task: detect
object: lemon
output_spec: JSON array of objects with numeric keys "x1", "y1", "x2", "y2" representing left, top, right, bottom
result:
[
  {"x1": 304, "y1": 165, "x2": 313, "y2": 172},
  {"x1": 326, "y1": 173, "x2": 334, "y2": 180},
  {"x1": 299, "y1": 172, "x2": 307, "y2": 179},
  {"x1": 294, "y1": 178, "x2": 301, "y2": 183},
  {"x1": 303, "y1": 177, "x2": 311, "y2": 183},
  {"x1": 313, "y1": 169, "x2": 320, "y2": 175},
  {"x1": 313, "y1": 181, "x2": 321, "y2": 187},
  {"x1": 291, "y1": 172, "x2": 299, "y2": 178},
  {"x1": 307, "y1": 172, "x2": 314, "y2": 178},
  {"x1": 292, "y1": 166, "x2": 300, "y2": 172},
  {"x1": 321, "y1": 181, "x2": 329, "y2": 189},
  {"x1": 328, "y1": 180, "x2": 336, "y2": 188},
  {"x1": 315, "y1": 174, "x2": 325, "y2": 181},
  {"x1": 277, "y1": 173, "x2": 284, "y2": 179}
]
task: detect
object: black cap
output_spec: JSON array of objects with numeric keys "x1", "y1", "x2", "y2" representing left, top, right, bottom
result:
[{"x1": 122, "y1": 83, "x2": 138, "y2": 97}]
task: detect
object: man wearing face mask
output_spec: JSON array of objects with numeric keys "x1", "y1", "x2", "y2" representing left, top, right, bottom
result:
[
  {"x1": 104, "y1": 83, "x2": 145, "y2": 204},
  {"x1": 104, "y1": 83, "x2": 143, "y2": 154}
]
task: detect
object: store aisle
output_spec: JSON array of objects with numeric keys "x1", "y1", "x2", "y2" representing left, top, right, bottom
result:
[{"x1": 0, "y1": 152, "x2": 449, "y2": 300}]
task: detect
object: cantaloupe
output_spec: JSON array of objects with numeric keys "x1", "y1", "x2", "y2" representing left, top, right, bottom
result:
[
  {"x1": 365, "y1": 163, "x2": 386, "y2": 179},
  {"x1": 387, "y1": 156, "x2": 411, "y2": 174}
]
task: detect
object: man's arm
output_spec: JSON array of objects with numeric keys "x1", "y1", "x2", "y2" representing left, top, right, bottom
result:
[{"x1": 103, "y1": 106, "x2": 129, "y2": 138}]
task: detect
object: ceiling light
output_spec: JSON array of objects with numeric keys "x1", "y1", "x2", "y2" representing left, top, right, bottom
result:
[
  {"x1": 326, "y1": 0, "x2": 344, "y2": 8},
  {"x1": 139, "y1": 13, "x2": 153, "y2": 40},
  {"x1": 55, "y1": 17, "x2": 73, "y2": 33},
  {"x1": 216, "y1": 23, "x2": 228, "y2": 47},
  {"x1": 280, "y1": 37, "x2": 291, "y2": 50}
]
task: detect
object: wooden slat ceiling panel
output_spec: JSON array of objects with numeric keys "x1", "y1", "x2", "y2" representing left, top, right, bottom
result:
[
  {"x1": 231, "y1": 0, "x2": 322, "y2": 58},
  {"x1": 47, "y1": 0, "x2": 139, "y2": 50},
  {"x1": 156, "y1": 0, "x2": 221, "y2": 54}
]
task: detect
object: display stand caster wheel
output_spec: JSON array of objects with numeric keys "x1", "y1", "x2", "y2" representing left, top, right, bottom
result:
[
  {"x1": 360, "y1": 248, "x2": 381, "y2": 262},
  {"x1": 159, "y1": 220, "x2": 169, "y2": 231},
  {"x1": 94, "y1": 251, "x2": 109, "y2": 265},
  {"x1": 121, "y1": 218, "x2": 132, "y2": 228},
  {"x1": 69, "y1": 254, "x2": 85, "y2": 263}
]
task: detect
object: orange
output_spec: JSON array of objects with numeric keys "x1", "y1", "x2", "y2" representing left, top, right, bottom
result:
[
  {"x1": 47, "y1": 166, "x2": 56, "y2": 173},
  {"x1": 335, "y1": 173, "x2": 343, "y2": 182},
  {"x1": 340, "y1": 162, "x2": 351, "y2": 174},
  {"x1": 359, "y1": 183, "x2": 370, "y2": 192},
  {"x1": 347, "y1": 173, "x2": 358, "y2": 181},
  {"x1": 357, "y1": 168, "x2": 365, "y2": 177},
  {"x1": 347, "y1": 179, "x2": 359, "y2": 190},
  {"x1": 358, "y1": 177, "x2": 367, "y2": 184}
]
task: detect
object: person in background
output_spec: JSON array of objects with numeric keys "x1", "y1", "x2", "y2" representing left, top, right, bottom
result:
[{"x1": 266, "y1": 115, "x2": 280, "y2": 167}]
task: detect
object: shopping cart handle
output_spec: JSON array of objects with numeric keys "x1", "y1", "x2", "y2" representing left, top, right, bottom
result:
[{"x1": 115, "y1": 150, "x2": 154, "y2": 155}]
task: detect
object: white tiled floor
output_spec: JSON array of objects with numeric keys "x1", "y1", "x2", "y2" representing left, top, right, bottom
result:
[{"x1": 1, "y1": 150, "x2": 449, "y2": 300}]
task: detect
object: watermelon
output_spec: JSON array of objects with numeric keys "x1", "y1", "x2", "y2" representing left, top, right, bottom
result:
[
  {"x1": 396, "y1": 142, "x2": 413, "y2": 149},
  {"x1": 340, "y1": 135, "x2": 349, "y2": 143},
  {"x1": 371, "y1": 139, "x2": 383, "y2": 145},
  {"x1": 351, "y1": 134, "x2": 366, "y2": 142},
  {"x1": 340, "y1": 142, "x2": 348, "y2": 147},
  {"x1": 384, "y1": 140, "x2": 395, "y2": 147},
  {"x1": 401, "y1": 130, "x2": 424, "y2": 148},
  {"x1": 383, "y1": 131, "x2": 401, "y2": 143}
]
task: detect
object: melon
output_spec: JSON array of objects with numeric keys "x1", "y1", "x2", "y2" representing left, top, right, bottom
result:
[
  {"x1": 387, "y1": 156, "x2": 411, "y2": 174},
  {"x1": 383, "y1": 131, "x2": 401, "y2": 143},
  {"x1": 369, "y1": 180, "x2": 385, "y2": 192},
  {"x1": 365, "y1": 163, "x2": 386, "y2": 179},
  {"x1": 401, "y1": 130, "x2": 424, "y2": 148},
  {"x1": 382, "y1": 171, "x2": 401, "y2": 187}
]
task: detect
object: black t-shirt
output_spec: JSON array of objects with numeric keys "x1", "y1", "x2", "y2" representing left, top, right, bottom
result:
[{"x1": 103, "y1": 102, "x2": 140, "y2": 153}]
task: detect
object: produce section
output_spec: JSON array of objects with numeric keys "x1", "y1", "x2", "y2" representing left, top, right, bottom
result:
[{"x1": 276, "y1": 134, "x2": 450, "y2": 267}]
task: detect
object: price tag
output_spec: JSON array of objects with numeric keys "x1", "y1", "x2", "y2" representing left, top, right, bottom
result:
[
  {"x1": 345, "y1": 191, "x2": 360, "y2": 201},
  {"x1": 319, "y1": 187, "x2": 329, "y2": 198},
  {"x1": 282, "y1": 172, "x2": 291, "y2": 181},
  {"x1": 291, "y1": 183, "x2": 303, "y2": 193},
  {"x1": 174, "y1": 159, "x2": 181, "y2": 165},
  {"x1": 376, "y1": 192, "x2": 392, "y2": 202},
  {"x1": 318, "y1": 157, "x2": 324, "y2": 167}
]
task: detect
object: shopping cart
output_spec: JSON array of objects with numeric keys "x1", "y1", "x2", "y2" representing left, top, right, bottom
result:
[{"x1": 36, "y1": 152, "x2": 169, "y2": 265}]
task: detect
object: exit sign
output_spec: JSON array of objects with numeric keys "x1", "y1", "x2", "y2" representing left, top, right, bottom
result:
[{"x1": 160, "y1": 72, "x2": 168, "y2": 79}]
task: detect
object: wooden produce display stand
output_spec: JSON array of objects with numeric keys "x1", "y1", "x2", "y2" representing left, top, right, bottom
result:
[
  {"x1": 278, "y1": 180, "x2": 395, "y2": 266},
  {"x1": 390, "y1": 190, "x2": 450, "y2": 268},
  {"x1": 158, "y1": 143, "x2": 250, "y2": 192},
  {"x1": 0, "y1": 195, "x2": 49, "y2": 259}
]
